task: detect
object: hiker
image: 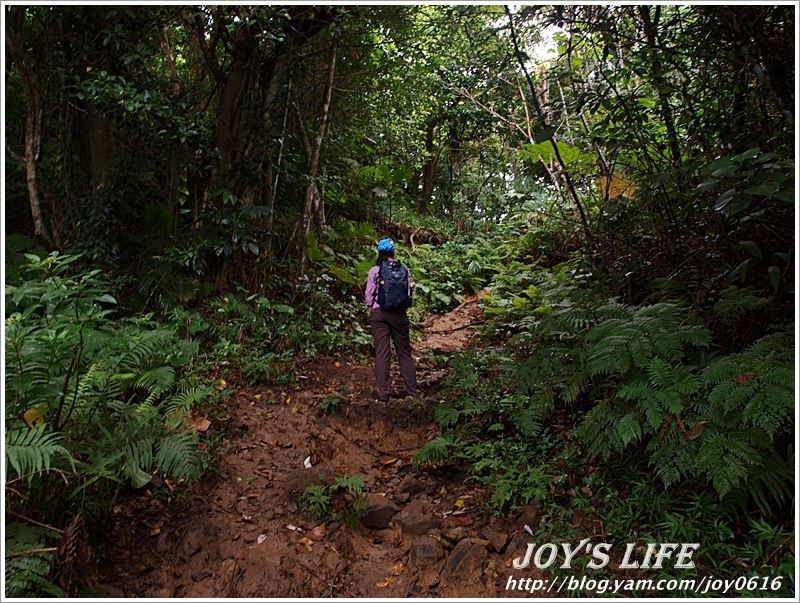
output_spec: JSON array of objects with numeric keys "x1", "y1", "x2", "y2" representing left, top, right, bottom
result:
[{"x1": 364, "y1": 238, "x2": 419, "y2": 402}]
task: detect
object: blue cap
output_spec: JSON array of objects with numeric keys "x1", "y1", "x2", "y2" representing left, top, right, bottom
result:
[{"x1": 377, "y1": 238, "x2": 395, "y2": 253}]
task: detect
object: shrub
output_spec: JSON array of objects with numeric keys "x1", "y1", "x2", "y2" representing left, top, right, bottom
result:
[{"x1": 5, "y1": 253, "x2": 211, "y2": 595}]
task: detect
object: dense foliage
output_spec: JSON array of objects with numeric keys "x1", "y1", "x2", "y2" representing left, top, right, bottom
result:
[{"x1": 4, "y1": 3, "x2": 794, "y2": 597}]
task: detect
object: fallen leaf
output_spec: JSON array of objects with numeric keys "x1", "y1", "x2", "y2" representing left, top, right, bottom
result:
[
  {"x1": 734, "y1": 372, "x2": 757, "y2": 383},
  {"x1": 334, "y1": 361, "x2": 341, "y2": 368},
  {"x1": 454, "y1": 498, "x2": 466, "y2": 509},
  {"x1": 304, "y1": 456, "x2": 313, "y2": 469},
  {"x1": 375, "y1": 577, "x2": 394, "y2": 588},
  {"x1": 388, "y1": 560, "x2": 404, "y2": 576},
  {"x1": 257, "y1": 533, "x2": 267, "y2": 544},
  {"x1": 23, "y1": 408, "x2": 44, "y2": 428},
  {"x1": 297, "y1": 536, "x2": 314, "y2": 551},
  {"x1": 309, "y1": 524, "x2": 327, "y2": 541},
  {"x1": 286, "y1": 524, "x2": 303, "y2": 532},
  {"x1": 291, "y1": 406, "x2": 300, "y2": 414},
  {"x1": 217, "y1": 378, "x2": 227, "y2": 390},
  {"x1": 379, "y1": 457, "x2": 399, "y2": 466},
  {"x1": 686, "y1": 420, "x2": 707, "y2": 440},
  {"x1": 186, "y1": 416, "x2": 211, "y2": 432}
]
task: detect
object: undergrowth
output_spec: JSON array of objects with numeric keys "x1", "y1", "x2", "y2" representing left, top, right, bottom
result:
[{"x1": 415, "y1": 258, "x2": 794, "y2": 593}]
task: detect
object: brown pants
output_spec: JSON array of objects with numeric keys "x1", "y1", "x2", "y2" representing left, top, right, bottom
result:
[{"x1": 369, "y1": 307, "x2": 418, "y2": 399}]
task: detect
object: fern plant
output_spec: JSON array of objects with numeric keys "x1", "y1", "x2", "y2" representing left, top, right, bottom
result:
[
  {"x1": 413, "y1": 433, "x2": 462, "y2": 465},
  {"x1": 300, "y1": 474, "x2": 366, "y2": 524},
  {"x1": 5, "y1": 254, "x2": 208, "y2": 505},
  {"x1": 4, "y1": 523, "x2": 63, "y2": 598},
  {"x1": 455, "y1": 261, "x2": 793, "y2": 512}
]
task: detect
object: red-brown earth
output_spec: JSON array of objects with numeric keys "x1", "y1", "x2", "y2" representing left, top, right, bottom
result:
[{"x1": 95, "y1": 294, "x2": 547, "y2": 597}]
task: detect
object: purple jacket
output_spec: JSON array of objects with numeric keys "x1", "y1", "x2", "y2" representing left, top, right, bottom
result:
[{"x1": 365, "y1": 262, "x2": 414, "y2": 309}]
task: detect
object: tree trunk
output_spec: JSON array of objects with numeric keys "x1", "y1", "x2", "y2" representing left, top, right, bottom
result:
[
  {"x1": 298, "y1": 38, "x2": 338, "y2": 275},
  {"x1": 266, "y1": 78, "x2": 292, "y2": 248},
  {"x1": 638, "y1": 6, "x2": 682, "y2": 170},
  {"x1": 212, "y1": 24, "x2": 257, "y2": 193},
  {"x1": 22, "y1": 82, "x2": 50, "y2": 245},
  {"x1": 6, "y1": 12, "x2": 53, "y2": 247},
  {"x1": 418, "y1": 119, "x2": 437, "y2": 215}
]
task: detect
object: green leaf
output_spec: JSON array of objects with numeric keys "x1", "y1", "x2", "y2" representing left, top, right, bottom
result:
[
  {"x1": 768, "y1": 266, "x2": 780, "y2": 291},
  {"x1": 713, "y1": 187, "x2": 736, "y2": 212},
  {"x1": 710, "y1": 159, "x2": 737, "y2": 178},
  {"x1": 328, "y1": 265, "x2": 358, "y2": 285},
  {"x1": 732, "y1": 147, "x2": 761, "y2": 162},
  {"x1": 737, "y1": 240, "x2": 762, "y2": 260},
  {"x1": 95, "y1": 293, "x2": 118, "y2": 304},
  {"x1": 746, "y1": 181, "x2": 780, "y2": 197},
  {"x1": 696, "y1": 179, "x2": 719, "y2": 192},
  {"x1": 274, "y1": 304, "x2": 294, "y2": 315}
]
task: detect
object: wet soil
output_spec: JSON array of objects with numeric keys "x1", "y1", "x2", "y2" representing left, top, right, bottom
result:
[{"x1": 95, "y1": 294, "x2": 543, "y2": 597}]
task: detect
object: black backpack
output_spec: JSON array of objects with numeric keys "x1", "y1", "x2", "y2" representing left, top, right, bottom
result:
[{"x1": 376, "y1": 260, "x2": 412, "y2": 312}]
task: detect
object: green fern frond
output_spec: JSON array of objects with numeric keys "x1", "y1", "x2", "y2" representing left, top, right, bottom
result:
[
  {"x1": 413, "y1": 433, "x2": 461, "y2": 464},
  {"x1": 156, "y1": 431, "x2": 201, "y2": 479},
  {"x1": 135, "y1": 366, "x2": 175, "y2": 400},
  {"x1": 163, "y1": 385, "x2": 213, "y2": 426},
  {"x1": 122, "y1": 437, "x2": 155, "y2": 488},
  {"x1": 5, "y1": 426, "x2": 73, "y2": 481},
  {"x1": 647, "y1": 427, "x2": 696, "y2": 488},
  {"x1": 696, "y1": 430, "x2": 760, "y2": 497},
  {"x1": 433, "y1": 404, "x2": 459, "y2": 428},
  {"x1": 119, "y1": 330, "x2": 172, "y2": 370},
  {"x1": 713, "y1": 286, "x2": 770, "y2": 323},
  {"x1": 510, "y1": 407, "x2": 543, "y2": 437}
]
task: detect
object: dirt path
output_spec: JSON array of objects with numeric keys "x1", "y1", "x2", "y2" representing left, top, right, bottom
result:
[{"x1": 96, "y1": 293, "x2": 539, "y2": 597}]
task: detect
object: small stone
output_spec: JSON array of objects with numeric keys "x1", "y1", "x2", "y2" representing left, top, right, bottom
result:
[
  {"x1": 442, "y1": 514, "x2": 473, "y2": 528},
  {"x1": 481, "y1": 527, "x2": 508, "y2": 553},
  {"x1": 191, "y1": 570, "x2": 212, "y2": 583},
  {"x1": 361, "y1": 494, "x2": 399, "y2": 529},
  {"x1": 443, "y1": 538, "x2": 488, "y2": 582},
  {"x1": 411, "y1": 536, "x2": 444, "y2": 567},
  {"x1": 398, "y1": 476, "x2": 425, "y2": 496},
  {"x1": 442, "y1": 527, "x2": 467, "y2": 544},
  {"x1": 394, "y1": 509, "x2": 441, "y2": 535}
]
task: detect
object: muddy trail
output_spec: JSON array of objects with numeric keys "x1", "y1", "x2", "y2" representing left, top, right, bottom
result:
[{"x1": 97, "y1": 293, "x2": 542, "y2": 597}]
